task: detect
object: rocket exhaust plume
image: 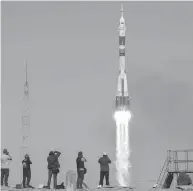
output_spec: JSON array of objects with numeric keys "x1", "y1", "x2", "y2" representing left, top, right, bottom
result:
[
  {"x1": 114, "y1": 111, "x2": 131, "y2": 186},
  {"x1": 114, "y1": 5, "x2": 132, "y2": 187}
]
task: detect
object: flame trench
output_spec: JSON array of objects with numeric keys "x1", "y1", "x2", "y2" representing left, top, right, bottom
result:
[{"x1": 114, "y1": 110, "x2": 131, "y2": 187}]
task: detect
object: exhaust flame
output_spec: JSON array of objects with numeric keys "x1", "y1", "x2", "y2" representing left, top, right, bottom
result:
[{"x1": 114, "y1": 110, "x2": 131, "y2": 187}]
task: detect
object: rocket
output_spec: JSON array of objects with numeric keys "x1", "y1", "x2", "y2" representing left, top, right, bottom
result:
[{"x1": 115, "y1": 5, "x2": 130, "y2": 111}]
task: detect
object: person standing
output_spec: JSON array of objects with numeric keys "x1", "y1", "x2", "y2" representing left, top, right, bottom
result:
[
  {"x1": 1, "y1": 149, "x2": 12, "y2": 186},
  {"x1": 98, "y1": 152, "x2": 111, "y2": 187},
  {"x1": 47, "y1": 151, "x2": 61, "y2": 189},
  {"x1": 76, "y1": 151, "x2": 87, "y2": 189},
  {"x1": 22, "y1": 154, "x2": 32, "y2": 188}
]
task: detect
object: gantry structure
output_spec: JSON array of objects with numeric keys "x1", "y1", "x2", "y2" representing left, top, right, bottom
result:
[{"x1": 20, "y1": 61, "x2": 31, "y2": 185}]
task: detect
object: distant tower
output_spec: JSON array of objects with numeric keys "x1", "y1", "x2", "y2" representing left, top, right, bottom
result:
[
  {"x1": 20, "y1": 61, "x2": 30, "y2": 184},
  {"x1": 21, "y1": 61, "x2": 30, "y2": 157}
]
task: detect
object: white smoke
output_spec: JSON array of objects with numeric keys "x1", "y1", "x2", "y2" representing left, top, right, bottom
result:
[{"x1": 114, "y1": 110, "x2": 131, "y2": 187}]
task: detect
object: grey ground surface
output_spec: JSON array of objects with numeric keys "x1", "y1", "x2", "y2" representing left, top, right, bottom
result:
[
  {"x1": 1, "y1": 186, "x2": 193, "y2": 191},
  {"x1": 0, "y1": 187, "x2": 136, "y2": 191}
]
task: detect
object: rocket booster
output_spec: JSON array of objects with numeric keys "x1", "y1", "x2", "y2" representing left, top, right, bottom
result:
[{"x1": 115, "y1": 5, "x2": 130, "y2": 111}]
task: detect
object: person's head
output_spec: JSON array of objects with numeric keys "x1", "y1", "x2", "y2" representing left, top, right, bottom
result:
[
  {"x1": 3, "y1": 149, "x2": 8, "y2": 155},
  {"x1": 103, "y1": 152, "x2": 107, "y2": 157},
  {"x1": 49, "y1": 151, "x2": 54, "y2": 156},
  {"x1": 25, "y1": 154, "x2": 29, "y2": 159},
  {"x1": 78, "y1": 151, "x2": 83, "y2": 157}
]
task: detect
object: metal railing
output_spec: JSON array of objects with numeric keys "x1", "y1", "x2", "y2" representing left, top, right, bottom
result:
[{"x1": 167, "y1": 149, "x2": 193, "y2": 173}]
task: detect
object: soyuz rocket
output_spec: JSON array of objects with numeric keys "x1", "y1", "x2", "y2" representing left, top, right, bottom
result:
[{"x1": 115, "y1": 5, "x2": 130, "y2": 111}]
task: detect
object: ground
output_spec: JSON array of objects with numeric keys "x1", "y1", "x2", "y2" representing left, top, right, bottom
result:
[
  {"x1": 1, "y1": 185, "x2": 193, "y2": 191},
  {"x1": 0, "y1": 186, "x2": 135, "y2": 191}
]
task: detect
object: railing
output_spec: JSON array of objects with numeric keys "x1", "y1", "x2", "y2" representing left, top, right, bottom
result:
[{"x1": 167, "y1": 150, "x2": 193, "y2": 173}]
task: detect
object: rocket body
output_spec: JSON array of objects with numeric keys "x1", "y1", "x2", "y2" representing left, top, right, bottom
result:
[{"x1": 115, "y1": 8, "x2": 130, "y2": 111}]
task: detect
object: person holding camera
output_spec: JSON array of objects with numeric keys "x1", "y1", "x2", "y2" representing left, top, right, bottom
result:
[
  {"x1": 47, "y1": 150, "x2": 61, "y2": 189},
  {"x1": 1, "y1": 149, "x2": 12, "y2": 186},
  {"x1": 76, "y1": 151, "x2": 87, "y2": 189},
  {"x1": 22, "y1": 154, "x2": 32, "y2": 188},
  {"x1": 98, "y1": 152, "x2": 111, "y2": 187}
]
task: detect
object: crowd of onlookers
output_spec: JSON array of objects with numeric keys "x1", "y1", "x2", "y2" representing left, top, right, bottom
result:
[{"x1": 1, "y1": 148, "x2": 112, "y2": 190}]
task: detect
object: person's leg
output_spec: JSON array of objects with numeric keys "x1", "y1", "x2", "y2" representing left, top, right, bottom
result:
[
  {"x1": 76, "y1": 171, "x2": 79, "y2": 189},
  {"x1": 47, "y1": 169, "x2": 52, "y2": 188},
  {"x1": 27, "y1": 170, "x2": 31, "y2": 187},
  {"x1": 79, "y1": 170, "x2": 84, "y2": 189},
  {"x1": 1, "y1": 169, "x2": 5, "y2": 186},
  {"x1": 23, "y1": 170, "x2": 27, "y2": 188},
  {"x1": 82, "y1": 181, "x2": 89, "y2": 189},
  {"x1": 105, "y1": 171, "x2": 109, "y2": 186},
  {"x1": 99, "y1": 171, "x2": 105, "y2": 186},
  {"x1": 4, "y1": 169, "x2": 9, "y2": 186},
  {"x1": 77, "y1": 170, "x2": 81, "y2": 189},
  {"x1": 53, "y1": 173, "x2": 57, "y2": 189}
]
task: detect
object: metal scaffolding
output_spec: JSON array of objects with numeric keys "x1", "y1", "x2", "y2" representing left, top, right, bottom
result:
[
  {"x1": 156, "y1": 149, "x2": 193, "y2": 189},
  {"x1": 20, "y1": 61, "x2": 30, "y2": 185}
]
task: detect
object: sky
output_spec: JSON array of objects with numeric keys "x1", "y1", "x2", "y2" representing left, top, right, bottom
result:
[{"x1": 1, "y1": 1, "x2": 193, "y2": 190}]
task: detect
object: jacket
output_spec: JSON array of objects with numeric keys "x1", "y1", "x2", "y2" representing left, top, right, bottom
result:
[{"x1": 98, "y1": 156, "x2": 111, "y2": 172}]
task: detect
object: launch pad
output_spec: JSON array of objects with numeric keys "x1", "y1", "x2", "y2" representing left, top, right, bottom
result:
[{"x1": 94, "y1": 186, "x2": 136, "y2": 191}]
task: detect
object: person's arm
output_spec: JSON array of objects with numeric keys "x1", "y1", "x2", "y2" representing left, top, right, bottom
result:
[
  {"x1": 28, "y1": 159, "x2": 32, "y2": 164},
  {"x1": 7, "y1": 153, "x2": 12, "y2": 160},
  {"x1": 81, "y1": 157, "x2": 87, "y2": 162},
  {"x1": 54, "y1": 151, "x2": 61, "y2": 157},
  {"x1": 107, "y1": 157, "x2": 111, "y2": 164}
]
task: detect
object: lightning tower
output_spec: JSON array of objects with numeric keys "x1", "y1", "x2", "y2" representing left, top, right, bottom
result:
[
  {"x1": 114, "y1": 5, "x2": 132, "y2": 187},
  {"x1": 20, "y1": 61, "x2": 30, "y2": 184}
]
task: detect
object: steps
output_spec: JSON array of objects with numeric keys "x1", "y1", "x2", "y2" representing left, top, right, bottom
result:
[{"x1": 163, "y1": 173, "x2": 173, "y2": 188}]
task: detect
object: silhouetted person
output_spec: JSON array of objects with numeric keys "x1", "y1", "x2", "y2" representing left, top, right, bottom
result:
[
  {"x1": 47, "y1": 151, "x2": 61, "y2": 189},
  {"x1": 1, "y1": 149, "x2": 12, "y2": 186},
  {"x1": 98, "y1": 152, "x2": 111, "y2": 187},
  {"x1": 76, "y1": 151, "x2": 87, "y2": 189},
  {"x1": 22, "y1": 154, "x2": 32, "y2": 188}
]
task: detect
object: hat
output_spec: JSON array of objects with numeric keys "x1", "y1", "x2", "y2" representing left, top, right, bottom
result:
[{"x1": 103, "y1": 152, "x2": 107, "y2": 156}]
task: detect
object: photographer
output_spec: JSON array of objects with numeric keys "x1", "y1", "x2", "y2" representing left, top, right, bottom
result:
[
  {"x1": 47, "y1": 150, "x2": 61, "y2": 189},
  {"x1": 76, "y1": 151, "x2": 87, "y2": 189},
  {"x1": 1, "y1": 149, "x2": 12, "y2": 186},
  {"x1": 22, "y1": 154, "x2": 32, "y2": 188},
  {"x1": 98, "y1": 152, "x2": 111, "y2": 187}
]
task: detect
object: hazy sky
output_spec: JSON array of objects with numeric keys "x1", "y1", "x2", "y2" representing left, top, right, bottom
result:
[{"x1": 1, "y1": 1, "x2": 193, "y2": 190}]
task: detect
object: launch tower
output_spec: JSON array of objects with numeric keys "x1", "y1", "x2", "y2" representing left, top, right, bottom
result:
[{"x1": 20, "y1": 61, "x2": 31, "y2": 185}]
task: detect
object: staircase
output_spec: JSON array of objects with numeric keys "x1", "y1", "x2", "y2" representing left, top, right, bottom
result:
[
  {"x1": 163, "y1": 173, "x2": 173, "y2": 188},
  {"x1": 156, "y1": 149, "x2": 193, "y2": 188}
]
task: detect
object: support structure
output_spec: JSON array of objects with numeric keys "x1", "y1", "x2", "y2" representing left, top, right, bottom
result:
[
  {"x1": 20, "y1": 61, "x2": 30, "y2": 185},
  {"x1": 156, "y1": 149, "x2": 193, "y2": 189}
]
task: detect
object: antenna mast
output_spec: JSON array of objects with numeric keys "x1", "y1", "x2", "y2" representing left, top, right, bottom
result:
[
  {"x1": 20, "y1": 60, "x2": 31, "y2": 185},
  {"x1": 21, "y1": 60, "x2": 30, "y2": 155}
]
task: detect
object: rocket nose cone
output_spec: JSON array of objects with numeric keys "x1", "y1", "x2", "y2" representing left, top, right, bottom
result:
[{"x1": 120, "y1": 17, "x2": 125, "y2": 24}]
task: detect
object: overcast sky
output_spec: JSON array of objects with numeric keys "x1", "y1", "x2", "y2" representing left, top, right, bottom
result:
[{"x1": 1, "y1": 1, "x2": 193, "y2": 190}]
